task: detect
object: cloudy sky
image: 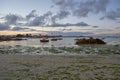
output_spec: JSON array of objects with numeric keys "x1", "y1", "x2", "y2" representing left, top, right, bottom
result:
[{"x1": 0, "y1": 0, "x2": 120, "y2": 36}]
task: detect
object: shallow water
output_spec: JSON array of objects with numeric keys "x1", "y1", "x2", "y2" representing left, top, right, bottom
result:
[
  {"x1": 0, "y1": 37, "x2": 120, "y2": 47},
  {"x1": 0, "y1": 37, "x2": 75, "y2": 47}
]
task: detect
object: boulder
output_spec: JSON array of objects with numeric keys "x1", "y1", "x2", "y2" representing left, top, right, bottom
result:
[{"x1": 75, "y1": 37, "x2": 106, "y2": 45}]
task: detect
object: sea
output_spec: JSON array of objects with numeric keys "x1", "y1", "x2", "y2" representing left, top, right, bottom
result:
[{"x1": 0, "y1": 37, "x2": 120, "y2": 47}]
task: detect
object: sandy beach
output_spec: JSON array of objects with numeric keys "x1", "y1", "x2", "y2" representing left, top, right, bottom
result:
[
  {"x1": 0, "y1": 45, "x2": 120, "y2": 80},
  {"x1": 0, "y1": 54, "x2": 120, "y2": 80}
]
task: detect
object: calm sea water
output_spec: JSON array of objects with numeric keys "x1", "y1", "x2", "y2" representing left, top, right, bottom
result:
[{"x1": 0, "y1": 37, "x2": 120, "y2": 47}]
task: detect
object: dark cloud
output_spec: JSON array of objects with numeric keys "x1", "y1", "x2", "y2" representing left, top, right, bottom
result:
[
  {"x1": 11, "y1": 27, "x2": 38, "y2": 32},
  {"x1": 52, "y1": 0, "x2": 77, "y2": 11},
  {"x1": 99, "y1": 17, "x2": 104, "y2": 20},
  {"x1": 51, "y1": 11, "x2": 70, "y2": 24},
  {"x1": 12, "y1": 27, "x2": 29, "y2": 31},
  {"x1": 28, "y1": 10, "x2": 70, "y2": 26},
  {"x1": 26, "y1": 10, "x2": 37, "y2": 20},
  {"x1": 115, "y1": 27, "x2": 120, "y2": 29},
  {"x1": 53, "y1": 0, "x2": 109, "y2": 18},
  {"x1": 48, "y1": 23, "x2": 69, "y2": 27},
  {"x1": 29, "y1": 29, "x2": 38, "y2": 31},
  {"x1": 48, "y1": 22, "x2": 89, "y2": 27},
  {"x1": 101, "y1": 8, "x2": 120, "y2": 20},
  {"x1": 28, "y1": 16, "x2": 44, "y2": 26},
  {"x1": 28, "y1": 11, "x2": 52, "y2": 26},
  {"x1": 92, "y1": 26, "x2": 99, "y2": 28},
  {"x1": 0, "y1": 9, "x2": 102, "y2": 29},
  {"x1": 26, "y1": 10, "x2": 89, "y2": 27},
  {"x1": 53, "y1": 0, "x2": 65, "y2": 6},
  {"x1": 27, "y1": 10, "x2": 89, "y2": 27},
  {"x1": 75, "y1": 22, "x2": 90, "y2": 26},
  {"x1": 5, "y1": 14, "x2": 22, "y2": 25},
  {"x1": 0, "y1": 23, "x2": 10, "y2": 30},
  {"x1": 117, "y1": 21, "x2": 120, "y2": 23}
]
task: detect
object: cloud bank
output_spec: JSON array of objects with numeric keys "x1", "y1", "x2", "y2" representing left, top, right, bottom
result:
[
  {"x1": 48, "y1": 22, "x2": 90, "y2": 27},
  {"x1": 52, "y1": 0, "x2": 109, "y2": 17},
  {"x1": 101, "y1": 8, "x2": 120, "y2": 20},
  {"x1": 12, "y1": 27, "x2": 29, "y2": 31},
  {"x1": 4, "y1": 14, "x2": 22, "y2": 25},
  {"x1": 26, "y1": 10, "x2": 37, "y2": 20},
  {"x1": 0, "y1": 23, "x2": 10, "y2": 30}
]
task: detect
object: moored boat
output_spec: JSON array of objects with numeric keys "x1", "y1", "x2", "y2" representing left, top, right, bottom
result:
[
  {"x1": 57, "y1": 37, "x2": 63, "y2": 40},
  {"x1": 40, "y1": 39, "x2": 49, "y2": 42},
  {"x1": 51, "y1": 38, "x2": 58, "y2": 41}
]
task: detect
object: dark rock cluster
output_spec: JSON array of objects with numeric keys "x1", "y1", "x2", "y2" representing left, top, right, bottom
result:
[{"x1": 75, "y1": 37, "x2": 106, "y2": 45}]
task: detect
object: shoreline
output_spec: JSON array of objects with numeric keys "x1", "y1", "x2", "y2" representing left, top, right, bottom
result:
[{"x1": 0, "y1": 45, "x2": 120, "y2": 55}]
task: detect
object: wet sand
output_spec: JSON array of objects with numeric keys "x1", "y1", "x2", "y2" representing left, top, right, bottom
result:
[{"x1": 0, "y1": 54, "x2": 120, "y2": 80}]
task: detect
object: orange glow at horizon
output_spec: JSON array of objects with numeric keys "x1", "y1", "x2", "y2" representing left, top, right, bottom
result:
[{"x1": 0, "y1": 31, "x2": 41, "y2": 35}]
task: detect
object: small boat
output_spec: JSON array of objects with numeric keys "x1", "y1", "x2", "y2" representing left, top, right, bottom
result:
[
  {"x1": 51, "y1": 38, "x2": 58, "y2": 41},
  {"x1": 57, "y1": 37, "x2": 63, "y2": 40},
  {"x1": 40, "y1": 38, "x2": 49, "y2": 42}
]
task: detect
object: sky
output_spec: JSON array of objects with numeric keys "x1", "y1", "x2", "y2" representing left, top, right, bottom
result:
[{"x1": 0, "y1": 0, "x2": 120, "y2": 36}]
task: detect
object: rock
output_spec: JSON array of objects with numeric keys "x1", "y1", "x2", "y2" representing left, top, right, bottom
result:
[{"x1": 75, "y1": 37, "x2": 106, "y2": 45}]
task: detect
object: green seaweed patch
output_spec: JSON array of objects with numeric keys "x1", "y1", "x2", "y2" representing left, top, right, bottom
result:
[
  {"x1": 58, "y1": 47, "x2": 81, "y2": 53},
  {"x1": 0, "y1": 49, "x2": 21, "y2": 54},
  {"x1": 43, "y1": 47, "x2": 62, "y2": 54}
]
